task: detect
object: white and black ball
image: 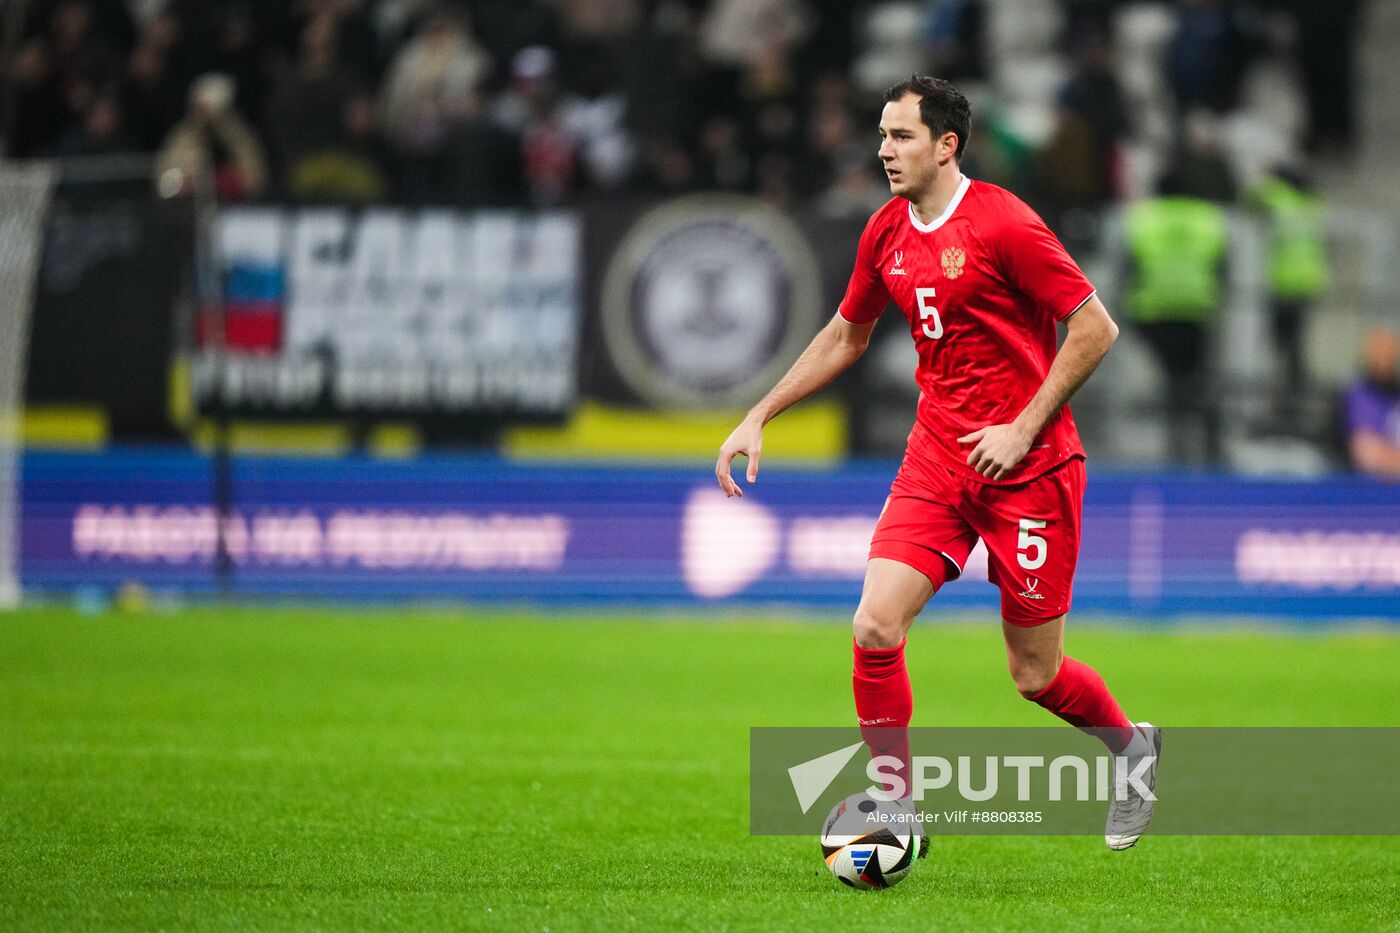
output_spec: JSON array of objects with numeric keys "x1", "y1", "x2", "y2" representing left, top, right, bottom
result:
[{"x1": 820, "y1": 792, "x2": 923, "y2": 890}]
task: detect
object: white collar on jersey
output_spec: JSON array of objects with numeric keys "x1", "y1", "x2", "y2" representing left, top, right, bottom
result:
[{"x1": 907, "y1": 174, "x2": 971, "y2": 233}]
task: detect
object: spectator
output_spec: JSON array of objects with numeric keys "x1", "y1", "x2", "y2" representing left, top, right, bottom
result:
[
  {"x1": 1123, "y1": 175, "x2": 1230, "y2": 463},
  {"x1": 123, "y1": 29, "x2": 186, "y2": 151},
  {"x1": 960, "y1": 101, "x2": 1034, "y2": 193},
  {"x1": 461, "y1": 0, "x2": 558, "y2": 68},
  {"x1": 205, "y1": 4, "x2": 267, "y2": 122},
  {"x1": 1244, "y1": 164, "x2": 1330, "y2": 397},
  {"x1": 629, "y1": 137, "x2": 696, "y2": 196},
  {"x1": 264, "y1": 13, "x2": 361, "y2": 193},
  {"x1": 694, "y1": 115, "x2": 750, "y2": 192},
  {"x1": 282, "y1": 94, "x2": 391, "y2": 204},
  {"x1": 798, "y1": 74, "x2": 857, "y2": 196},
  {"x1": 56, "y1": 90, "x2": 135, "y2": 156},
  {"x1": 558, "y1": 57, "x2": 633, "y2": 191},
  {"x1": 700, "y1": 0, "x2": 809, "y2": 71},
  {"x1": 1164, "y1": 0, "x2": 1264, "y2": 113},
  {"x1": 1029, "y1": 113, "x2": 1103, "y2": 238},
  {"x1": 378, "y1": 9, "x2": 490, "y2": 202},
  {"x1": 555, "y1": 0, "x2": 640, "y2": 50},
  {"x1": 737, "y1": 37, "x2": 801, "y2": 157},
  {"x1": 494, "y1": 46, "x2": 579, "y2": 205},
  {"x1": 379, "y1": 9, "x2": 490, "y2": 136},
  {"x1": 1028, "y1": 28, "x2": 1128, "y2": 251},
  {"x1": 1161, "y1": 109, "x2": 1237, "y2": 203},
  {"x1": 753, "y1": 149, "x2": 794, "y2": 209},
  {"x1": 619, "y1": 0, "x2": 718, "y2": 150},
  {"x1": 817, "y1": 147, "x2": 888, "y2": 219},
  {"x1": 6, "y1": 0, "x2": 127, "y2": 156},
  {"x1": 719, "y1": 34, "x2": 801, "y2": 207},
  {"x1": 442, "y1": 111, "x2": 525, "y2": 206},
  {"x1": 924, "y1": 0, "x2": 987, "y2": 82},
  {"x1": 554, "y1": 0, "x2": 639, "y2": 81},
  {"x1": 491, "y1": 44, "x2": 556, "y2": 134},
  {"x1": 155, "y1": 72, "x2": 268, "y2": 200},
  {"x1": 1342, "y1": 328, "x2": 1400, "y2": 479},
  {"x1": 1057, "y1": 27, "x2": 1129, "y2": 194},
  {"x1": 494, "y1": 43, "x2": 631, "y2": 201},
  {"x1": 520, "y1": 107, "x2": 579, "y2": 206},
  {"x1": 291, "y1": 0, "x2": 382, "y2": 87},
  {"x1": 794, "y1": 0, "x2": 857, "y2": 82},
  {"x1": 1288, "y1": 0, "x2": 1365, "y2": 156},
  {"x1": 7, "y1": 40, "x2": 68, "y2": 156},
  {"x1": 45, "y1": 0, "x2": 129, "y2": 101},
  {"x1": 61, "y1": 0, "x2": 136, "y2": 54}
]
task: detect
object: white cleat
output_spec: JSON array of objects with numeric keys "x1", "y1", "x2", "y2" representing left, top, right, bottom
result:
[{"x1": 1105, "y1": 722, "x2": 1161, "y2": 850}]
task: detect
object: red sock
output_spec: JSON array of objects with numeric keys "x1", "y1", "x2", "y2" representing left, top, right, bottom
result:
[
  {"x1": 1028, "y1": 656, "x2": 1135, "y2": 752},
  {"x1": 853, "y1": 638, "x2": 913, "y2": 797}
]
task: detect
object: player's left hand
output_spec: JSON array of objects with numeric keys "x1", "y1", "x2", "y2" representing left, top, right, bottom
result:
[{"x1": 958, "y1": 423, "x2": 1035, "y2": 481}]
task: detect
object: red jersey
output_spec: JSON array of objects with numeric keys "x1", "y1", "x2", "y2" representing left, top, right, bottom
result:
[{"x1": 838, "y1": 176, "x2": 1095, "y2": 485}]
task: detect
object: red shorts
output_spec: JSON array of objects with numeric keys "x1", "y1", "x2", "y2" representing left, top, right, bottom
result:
[{"x1": 868, "y1": 440, "x2": 1086, "y2": 626}]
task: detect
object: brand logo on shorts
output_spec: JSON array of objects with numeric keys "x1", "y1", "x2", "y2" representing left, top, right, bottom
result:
[
  {"x1": 942, "y1": 247, "x2": 966, "y2": 279},
  {"x1": 1019, "y1": 577, "x2": 1045, "y2": 600},
  {"x1": 888, "y1": 250, "x2": 907, "y2": 275}
]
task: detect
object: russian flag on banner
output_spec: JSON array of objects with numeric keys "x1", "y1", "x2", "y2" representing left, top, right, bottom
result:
[{"x1": 202, "y1": 210, "x2": 286, "y2": 352}]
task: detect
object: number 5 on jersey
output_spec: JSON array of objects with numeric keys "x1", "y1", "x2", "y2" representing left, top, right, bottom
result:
[{"x1": 916, "y1": 287, "x2": 942, "y2": 339}]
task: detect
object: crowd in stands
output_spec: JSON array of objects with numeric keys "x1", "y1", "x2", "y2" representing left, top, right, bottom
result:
[
  {"x1": 1, "y1": 0, "x2": 1367, "y2": 216},
  {"x1": 7, "y1": 0, "x2": 1390, "y2": 469}
]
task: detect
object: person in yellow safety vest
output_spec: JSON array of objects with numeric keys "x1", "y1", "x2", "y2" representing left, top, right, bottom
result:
[
  {"x1": 1124, "y1": 182, "x2": 1229, "y2": 464},
  {"x1": 1244, "y1": 165, "x2": 1330, "y2": 394}
]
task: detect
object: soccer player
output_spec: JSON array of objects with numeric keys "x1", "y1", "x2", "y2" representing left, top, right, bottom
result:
[{"x1": 715, "y1": 76, "x2": 1159, "y2": 849}]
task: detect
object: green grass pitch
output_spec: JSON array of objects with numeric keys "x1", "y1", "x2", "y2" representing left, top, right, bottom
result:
[{"x1": 2, "y1": 607, "x2": 1398, "y2": 931}]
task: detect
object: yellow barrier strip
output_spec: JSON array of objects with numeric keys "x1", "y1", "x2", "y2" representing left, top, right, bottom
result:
[
  {"x1": 191, "y1": 420, "x2": 352, "y2": 457},
  {"x1": 20, "y1": 406, "x2": 108, "y2": 449},
  {"x1": 503, "y1": 400, "x2": 847, "y2": 463}
]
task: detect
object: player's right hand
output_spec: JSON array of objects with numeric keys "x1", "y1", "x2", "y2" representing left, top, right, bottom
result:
[{"x1": 716, "y1": 417, "x2": 763, "y2": 497}]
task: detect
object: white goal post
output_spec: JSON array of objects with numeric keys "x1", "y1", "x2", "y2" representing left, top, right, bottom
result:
[{"x1": 0, "y1": 160, "x2": 57, "y2": 608}]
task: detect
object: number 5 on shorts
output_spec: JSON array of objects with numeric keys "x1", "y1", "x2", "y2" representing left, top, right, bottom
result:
[{"x1": 1017, "y1": 518, "x2": 1047, "y2": 570}]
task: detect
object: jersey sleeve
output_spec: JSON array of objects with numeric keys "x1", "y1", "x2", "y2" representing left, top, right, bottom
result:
[
  {"x1": 992, "y1": 199, "x2": 1096, "y2": 321},
  {"x1": 837, "y1": 212, "x2": 890, "y2": 325}
]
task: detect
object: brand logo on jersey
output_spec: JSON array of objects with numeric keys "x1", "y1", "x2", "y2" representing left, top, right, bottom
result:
[
  {"x1": 942, "y1": 247, "x2": 966, "y2": 279},
  {"x1": 887, "y1": 250, "x2": 906, "y2": 275},
  {"x1": 1019, "y1": 577, "x2": 1045, "y2": 599}
]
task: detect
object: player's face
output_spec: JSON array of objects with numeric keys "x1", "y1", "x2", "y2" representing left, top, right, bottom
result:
[{"x1": 878, "y1": 94, "x2": 954, "y2": 201}]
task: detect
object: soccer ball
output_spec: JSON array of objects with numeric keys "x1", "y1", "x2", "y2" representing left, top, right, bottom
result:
[{"x1": 820, "y1": 792, "x2": 923, "y2": 890}]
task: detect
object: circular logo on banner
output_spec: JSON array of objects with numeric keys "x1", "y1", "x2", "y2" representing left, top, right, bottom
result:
[{"x1": 600, "y1": 196, "x2": 823, "y2": 409}]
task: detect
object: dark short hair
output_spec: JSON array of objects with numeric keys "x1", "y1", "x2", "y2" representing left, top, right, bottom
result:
[{"x1": 883, "y1": 75, "x2": 972, "y2": 160}]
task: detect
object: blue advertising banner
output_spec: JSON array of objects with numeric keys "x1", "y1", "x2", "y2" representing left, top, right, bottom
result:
[{"x1": 19, "y1": 450, "x2": 1400, "y2": 620}]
